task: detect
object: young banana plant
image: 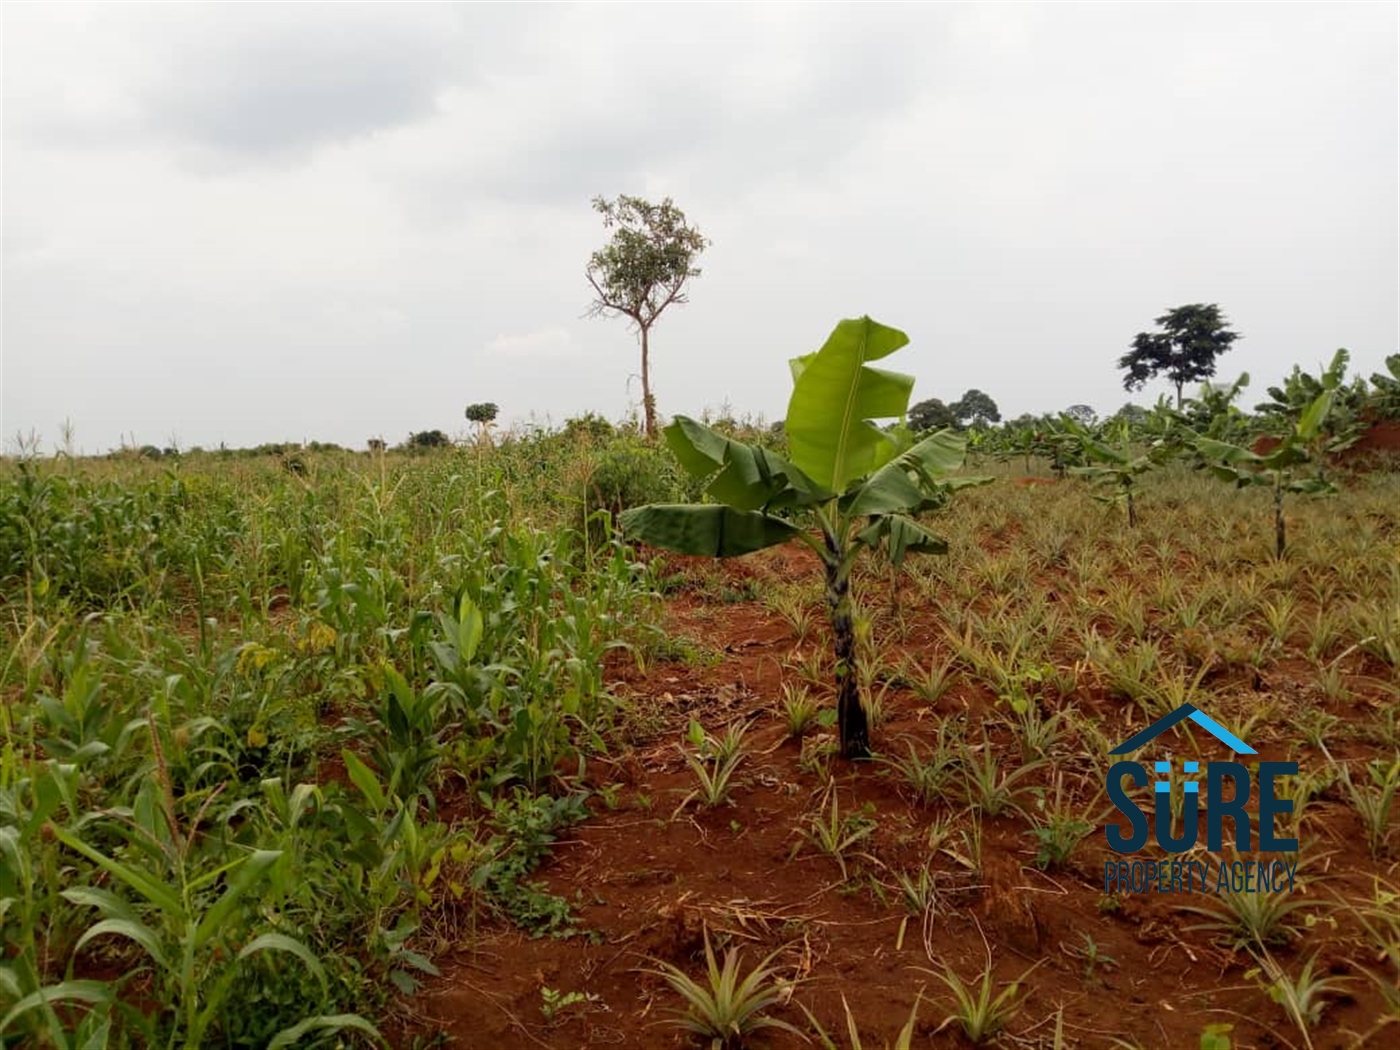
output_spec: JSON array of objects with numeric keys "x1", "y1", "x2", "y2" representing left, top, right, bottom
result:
[
  {"x1": 1194, "y1": 385, "x2": 1339, "y2": 559},
  {"x1": 621, "y1": 316, "x2": 987, "y2": 759},
  {"x1": 1064, "y1": 416, "x2": 1169, "y2": 527}
]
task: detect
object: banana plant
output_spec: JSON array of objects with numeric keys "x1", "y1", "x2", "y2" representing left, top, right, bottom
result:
[
  {"x1": 621, "y1": 316, "x2": 986, "y2": 758},
  {"x1": 996, "y1": 424, "x2": 1039, "y2": 475},
  {"x1": 1065, "y1": 416, "x2": 1169, "y2": 527},
  {"x1": 1369, "y1": 353, "x2": 1400, "y2": 420},
  {"x1": 1194, "y1": 386, "x2": 1339, "y2": 559},
  {"x1": 1255, "y1": 348, "x2": 1366, "y2": 461},
  {"x1": 1181, "y1": 372, "x2": 1253, "y2": 445}
]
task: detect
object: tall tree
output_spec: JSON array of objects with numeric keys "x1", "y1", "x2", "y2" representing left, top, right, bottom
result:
[
  {"x1": 465, "y1": 402, "x2": 499, "y2": 446},
  {"x1": 950, "y1": 389, "x2": 1001, "y2": 428},
  {"x1": 586, "y1": 195, "x2": 709, "y2": 439},
  {"x1": 908, "y1": 397, "x2": 956, "y2": 432},
  {"x1": 1119, "y1": 304, "x2": 1241, "y2": 408}
]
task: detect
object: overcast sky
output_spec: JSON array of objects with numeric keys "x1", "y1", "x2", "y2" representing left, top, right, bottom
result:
[{"x1": 3, "y1": 2, "x2": 1396, "y2": 453}]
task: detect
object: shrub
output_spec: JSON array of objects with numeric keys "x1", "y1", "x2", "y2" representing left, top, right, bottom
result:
[{"x1": 579, "y1": 437, "x2": 694, "y2": 542}]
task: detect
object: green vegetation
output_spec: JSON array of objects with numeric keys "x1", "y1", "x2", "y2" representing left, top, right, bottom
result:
[
  {"x1": 4, "y1": 322, "x2": 1399, "y2": 1048},
  {"x1": 641, "y1": 931, "x2": 803, "y2": 1049},
  {"x1": 0, "y1": 435, "x2": 665, "y2": 1046},
  {"x1": 622, "y1": 316, "x2": 987, "y2": 757}
]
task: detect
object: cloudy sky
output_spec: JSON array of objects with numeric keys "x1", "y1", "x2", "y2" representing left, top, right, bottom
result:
[{"x1": 3, "y1": 2, "x2": 1396, "y2": 453}]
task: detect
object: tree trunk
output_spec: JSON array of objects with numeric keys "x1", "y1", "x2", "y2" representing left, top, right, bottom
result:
[
  {"x1": 1175, "y1": 380, "x2": 1184, "y2": 409},
  {"x1": 824, "y1": 553, "x2": 869, "y2": 759},
  {"x1": 1274, "y1": 478, "x2": 1286, "y2": 560},
  {"x1": 640, "y1": 325, "x2": 656, "y2": 439},
  {"x1": 1126, "y1": 485, "x2": 1137, "y2": 528}
]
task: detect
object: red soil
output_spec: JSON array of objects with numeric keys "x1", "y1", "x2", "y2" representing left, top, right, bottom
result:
[{"x1": 396, "y1": 550, "x2": 1393, "y2": 1050}]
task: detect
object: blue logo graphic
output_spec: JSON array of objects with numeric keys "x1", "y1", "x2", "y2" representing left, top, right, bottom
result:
[
  {"x1": 1104, "y1": 703, "x2": 1297, "y2": 856},
  {"x1": 1109, "y1": 701, "x2": 1257, "y2": 756}
]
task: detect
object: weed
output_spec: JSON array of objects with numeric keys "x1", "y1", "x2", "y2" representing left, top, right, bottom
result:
[
  {"x1": 1063, "y1": 932, "x2": 1118, "y2": 985},
  {"x1": 1026, "y1": 776, "x2": 1093, "y2": 870},
  {"x1": 1097, "y1": 893, "x2": 1124, "y2": 915},
  {"x1": 476, "y1": 792, "x2": 590, "y2": 938},
  {"x1": 540, "y1": 986, "x2": 598, "y2": 1023}
]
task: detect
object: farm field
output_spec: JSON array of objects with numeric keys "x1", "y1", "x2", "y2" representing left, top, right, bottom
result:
[
  {"x1": 2, "y1": 426, "x2": 1398, "y2": 1050},
  {"x1": 5, "y1": 1, "x2": 1397, "y2": 1047}
]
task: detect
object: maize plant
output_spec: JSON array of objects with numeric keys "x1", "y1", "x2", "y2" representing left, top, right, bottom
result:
[{"x1": 621, "y1": 316, "x2": 986, "y2": 758}]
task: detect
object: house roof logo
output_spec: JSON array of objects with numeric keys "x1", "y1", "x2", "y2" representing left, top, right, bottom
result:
[{"x1": 1109, "y1": 702, "x2": 1257, "y2": 755}]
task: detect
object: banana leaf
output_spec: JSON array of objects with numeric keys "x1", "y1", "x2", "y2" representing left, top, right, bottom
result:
[
  {"x1": 664, "y1": 416, "x2": 829, "y2": 511},
  {"x1": 785, "y1": 317, "x2": 915, "y2": 494},
  {"x1": 621, "y1": 504, "x2": 804, "y2": 557},
  {"x1": 844, "y1": 429, "x2": 967, "y2": 517}
]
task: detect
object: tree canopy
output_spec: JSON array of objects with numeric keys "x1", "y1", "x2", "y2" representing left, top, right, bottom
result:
[
  {"x1": 950, "y1": 389, "x2": 1000, "y2": 428},
  {"x1": 1119, "y1": 304, "x2": 1240, "y2": 407},
  {"x1": 909, "y1": 390, "x2": 999, "y2": 431},
  {"x1": 908, "y1": 398, "x2": 956, "y2": 433}
]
